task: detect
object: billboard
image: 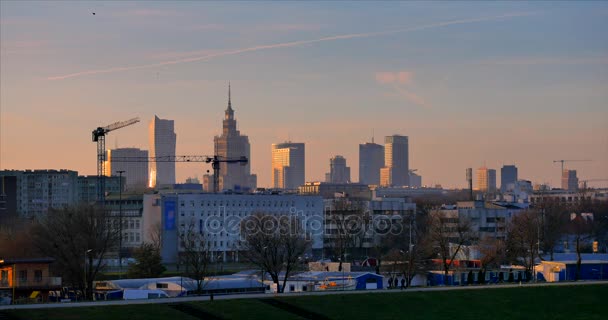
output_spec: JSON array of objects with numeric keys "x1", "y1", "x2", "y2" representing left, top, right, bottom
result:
[{"x1": 164, "y1": 200, "x2": 176, "y2": 230}]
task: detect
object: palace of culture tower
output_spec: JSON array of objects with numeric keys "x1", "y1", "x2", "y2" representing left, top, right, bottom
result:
[{"x1": 204, "y1": 84, "x2": 257, "y2": 192}]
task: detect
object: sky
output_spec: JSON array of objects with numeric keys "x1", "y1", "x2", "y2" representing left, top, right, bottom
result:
[{"x1": 1, "y1": 1, "x2": 607, "y2": 189}]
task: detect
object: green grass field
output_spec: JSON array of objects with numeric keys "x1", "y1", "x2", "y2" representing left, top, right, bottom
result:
[{"x1": 5, "y1": 284, "x2": 607, "y2": 320}]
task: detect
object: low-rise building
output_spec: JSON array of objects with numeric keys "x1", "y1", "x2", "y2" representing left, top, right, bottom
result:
[
  {"x1": 0, "y1": 258, "x2": 62, "y2": 304},
  {"x1": 150, "y1": 193, "x2": 324, "y2": 264}
]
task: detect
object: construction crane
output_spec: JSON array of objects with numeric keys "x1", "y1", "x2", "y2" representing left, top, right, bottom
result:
[
  {"x1": 109, "y1": 155, "x2": 248, "y2": 193},
  {"x1": 579, "y1": 179, "x2": 608, "y2": 189},
  {"x1": 92, "y1": 117, "x2": 140, "y2": 203},
  {"x1": 553, "y1": 159, "x2": 592, "y2": 173}
]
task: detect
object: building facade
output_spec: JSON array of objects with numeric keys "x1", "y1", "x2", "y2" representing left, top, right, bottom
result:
[
  {"x1": 104, "y1": 148, "x2": 149, "y2": 191},
  {"x1": 298, "y1": 182, "x2": 371, "y2": 199},
  {"x1": 359, "y1": 142, "x2": 384, "y2": 185},
  {"x1": 154, "y1": 193, "x2": 324, "y2": 264},
  {"x1": 149, "y1": 115, "x2": 176, "y2": 188},
  {"x1": 326, "y1": 155, "x2": 351, "y2": 184},
  {"x1": 77, "y1": 175, "x2": 124, "y2": 204},
  {"x1": 380, "y1": 135, "x2": 409, "y2": 187},
  {"x1": 475, "y1": 167, "x2": 497, "y2": 193},
  {"x1": 561, "y1": 170, "x2": 578, "y2": 191},
  {"x1": 272, "y1": 142, "x2": 305, "y2": 190},
  {"x1": 0, "y1": 170, "x2": 78, "y2": 218},
  {"x1": 208, "y1": 84, "x2": 257, "y2": 192},
  {"x1": 500, "y1": 165, "x2": 518, "y2": 192}
]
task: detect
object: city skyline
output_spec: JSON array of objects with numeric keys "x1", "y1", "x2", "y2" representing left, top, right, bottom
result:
[{"x1": 1, "y1": 2, "x2": 607, "y2": 188}]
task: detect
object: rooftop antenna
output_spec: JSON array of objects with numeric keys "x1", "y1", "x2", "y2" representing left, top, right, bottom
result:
[{"x1": 371, "y1": 128, "x2": 375, "y2": 144}]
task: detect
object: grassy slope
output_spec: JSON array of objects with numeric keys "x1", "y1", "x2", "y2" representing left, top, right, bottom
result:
[{"x1": 7, "y1": 284, "x2": 607, "y2": 320}]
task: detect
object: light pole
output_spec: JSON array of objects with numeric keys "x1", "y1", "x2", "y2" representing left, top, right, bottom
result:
[
  {"x1": 84, "y1": 249, "x2": 92, "y2": 300},
  {"x1": 116, "y1": 170, "x2": 125, "y2": 279}
]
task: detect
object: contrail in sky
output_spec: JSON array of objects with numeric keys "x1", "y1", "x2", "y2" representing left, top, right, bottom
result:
[{"x1": 47, "y1": 12, "x2": 534, "y2": 81}]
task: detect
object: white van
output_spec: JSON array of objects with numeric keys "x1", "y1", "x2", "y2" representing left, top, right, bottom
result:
[{"x1": 123, "y1": 289, "x2": 169, "y2": 300}]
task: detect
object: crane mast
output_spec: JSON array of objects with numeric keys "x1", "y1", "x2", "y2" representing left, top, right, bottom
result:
[
  {"x1": 108, "y1": 155, "x2": 248, "y2": 193},
  {"x1": 92, "y1": 117, "x2": 140, "y2": 204}
]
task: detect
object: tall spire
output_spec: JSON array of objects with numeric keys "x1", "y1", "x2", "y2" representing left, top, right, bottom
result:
[{"x1": 227, "y1": 81, "x2": 232, "y2": 111}]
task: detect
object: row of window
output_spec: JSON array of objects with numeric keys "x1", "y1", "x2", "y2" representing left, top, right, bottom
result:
[
  {"x1": 123, "y1": 232, "x2": 141, "y2": 243},
  {"x1": 180, "y1": 200, "x2": 316, "y2": 208},
  {"x1": 0, "y1": 270, "x2": 43, "y2": 283}
]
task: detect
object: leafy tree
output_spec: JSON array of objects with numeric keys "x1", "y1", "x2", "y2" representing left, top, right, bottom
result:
[{"x1": 127, "y1": 243, "x2": 166, "y2": 278}]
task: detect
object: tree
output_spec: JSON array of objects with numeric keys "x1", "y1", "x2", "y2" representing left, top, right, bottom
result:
[
  {"x1": 240, "y1": 213, "x2": 309, "y2": 293},
  {"x1": 127, "y1": 243, "x2": 166, "y2": 278},
  {"x1": 179, "y1": 219, "x2": 211, "y2": 294},
  {"x1": 324, "y1": 198, "x2": 367, "y2": 271},
  {"x1": 427, "y1": 209, "x2": 475, "y2": 280},
  {"x1": 381, "y1": 211, "x2": 431, "y2": 288},
  {"x1": 478, "y1": 235, "x2": 506, "y2": 273},
  {"x1": 506, "y1": 210, "x2": 540, "y2": 275},
  {"x1": 148, "y1": 222, "x2": 163, "y2": 252},
  {"x1": 535, "y1": 198, "x2": 568, "y2": 261},
  {"x1": 0, "y1": 216, "x2": 37, "y2": 259},
  {"x1": 32, "y1": 205, "x2": 118, "y2": 300}
]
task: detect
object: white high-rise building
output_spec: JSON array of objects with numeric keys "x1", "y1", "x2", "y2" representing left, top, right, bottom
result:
[
  {"x1": 149, "y1": 116, "x2": 176, "y2": 188},
  {"x1": 105, "y1": 148, "x2": 149, "y2": 191},
  {"x1": 272, "y1": 142, "x2": 305, "y2": 190},
  {"x1": 380, "y1": 135, "x2": 409, "y2": 187}
]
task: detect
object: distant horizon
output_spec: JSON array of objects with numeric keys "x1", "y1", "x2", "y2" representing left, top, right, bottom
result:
[{"x1": 1, "y1": 1, "x2": 606, "y2": 188}]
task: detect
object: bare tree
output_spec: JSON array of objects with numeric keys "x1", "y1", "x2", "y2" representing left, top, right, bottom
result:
[
  {"x1": 240, "y1": 213, "x2": 309, "y2": 293},
  {"x1": 179, "y1": 219, "x2": 211, "y2": 294},
  {"x1": 0, "y1": 216, "x2": 37, "y2": 259},
  {"x1": 325, "y1": 198, "x2": 367, "y2": 271},
  {"x1": 478, "y1": 235, "x2": 506, "y2": 272},
  {"x1": 32, "y1": 205, "x2": 118, "y2": 300},
  {"x1": 381, "y1": 211, "x2": 431, "y2": 288},
  {"x1": 427, "y1": 209, "x2": 475, "y2": 280},
  {"x1": 506, "y1": 210, "x2": 540, "y2": 275},
  {"x1": 148, "y1": 221, "x2": 163, "y2": 252}
]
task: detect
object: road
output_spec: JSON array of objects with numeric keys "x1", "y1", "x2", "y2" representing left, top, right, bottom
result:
[{"x1": 1, "y1": 280, "x2": 606, "y2": 311}]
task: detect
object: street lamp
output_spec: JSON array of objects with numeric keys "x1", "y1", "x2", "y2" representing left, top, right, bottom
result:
[
  {"x1": 116, "y1": 170, "x2": 125, "y2": 279},
  {"x1": 84, "y1": 249, "x2": 92, "y2": 300}
]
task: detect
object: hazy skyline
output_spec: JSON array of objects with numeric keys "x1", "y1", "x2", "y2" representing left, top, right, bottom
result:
[{"x1": 1, "y1": 1, "x2": 607, "y2": 188}]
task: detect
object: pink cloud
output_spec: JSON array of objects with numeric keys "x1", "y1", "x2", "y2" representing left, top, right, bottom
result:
[
  {"x1": 114, "y1": 9, "x2": 184, "y2": 18},
  {"x1": 375, "y1": 71, "x2": 414, "y2": 84}
]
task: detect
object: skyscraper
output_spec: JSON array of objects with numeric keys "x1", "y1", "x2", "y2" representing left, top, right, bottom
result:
[
  {"x1": 272, "y1": 142, "x2": 305, "y2": 189},
  {"x1": 149, "y1": 115, "x2": 176, "y2": 188},
  {"x1": 105, "y1": 148, "x2": 149, "y2": 190},
  {"x1": 380, "y1": 135, "x2": 409, "y2": 187},
  {"x1": 326, "y1": 155, "x2": 351, "y2": 184},
  {"x1": 500, "y1": 165, "x2": 518, "y2": 192},
  {"x1": 359, "y1": 141, "x2": 384, "y2": 185},
  {"x1": 475, "y1": 167, "x2": 497, "y2": 193},
  {"x1": 210, "y1": 84, "x2": 257, "y2": 192},
  {"x1": 562, "y1": 169, "x2": 578, "y2": 191}
]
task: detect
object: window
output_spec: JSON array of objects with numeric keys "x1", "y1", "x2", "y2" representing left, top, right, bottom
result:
[
  {"x1": 135, "y1": 220, "x2": 140, "y2": 229},
  {"x1": 34, "y1": 270, "x2": 42, "y2": 282},
  {"x1": 156, "y1": 283, "x2": 168, "y2": 289},
  {"x1": 136, "y1": 233, "x2": 140, "y2": 242},
  {"x1": 129, "y1": 220, "x2": 135, "y2": 229},
  {"x1": 290, "y1": 284, "x2": 295, "y2": 292},
  {"x1": 19, "y1": 270, "x2": 27, "y2": 282}
]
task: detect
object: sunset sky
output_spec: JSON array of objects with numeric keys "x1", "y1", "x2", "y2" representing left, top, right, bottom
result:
[{"x1": 1, "y1": 1, "x2": 607, "y2": 188}]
